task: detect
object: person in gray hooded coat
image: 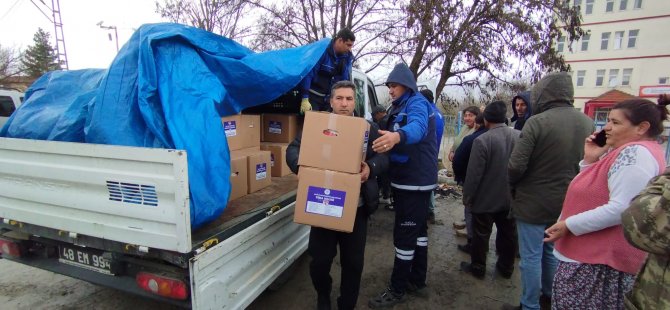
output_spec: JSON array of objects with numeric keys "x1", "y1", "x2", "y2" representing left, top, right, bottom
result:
[{"x1": 504, "y1": 72, "x2": 593, "y2": 310}]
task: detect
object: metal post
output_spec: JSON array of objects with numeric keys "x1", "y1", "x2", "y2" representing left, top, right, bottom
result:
[{"x1": 97, "y1": 21, "x2": 119, "y2": 52}]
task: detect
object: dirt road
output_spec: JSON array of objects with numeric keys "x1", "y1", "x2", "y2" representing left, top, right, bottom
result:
[{"x1": 0, "y1": 194, "x2": 521, "y2": 309}]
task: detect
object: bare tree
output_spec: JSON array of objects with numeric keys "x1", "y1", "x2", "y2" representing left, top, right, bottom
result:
[
  {"x1": 397, "y1": 0, "x2": 584, "y2": 96},
  {"x1": 156, "y1": 0, "x2": 253, "y2": 40},
  {"x1": 244, "y1": 0, "x2": 403, "y2": 68},
  {"x1": 0, "y1": 44, "x2": 23, "y2": 85}
]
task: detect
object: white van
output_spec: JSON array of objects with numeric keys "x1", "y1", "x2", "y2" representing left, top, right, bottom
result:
[{"x1": 0, "y1": 89, "x2": 24, "y2": 128}]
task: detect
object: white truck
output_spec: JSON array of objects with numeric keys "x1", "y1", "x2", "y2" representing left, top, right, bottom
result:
[{"x1": 0, "y1": 71, "x2": 381, "y2": 309}]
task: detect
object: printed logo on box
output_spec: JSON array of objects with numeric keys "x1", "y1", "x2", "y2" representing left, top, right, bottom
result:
[
  {"x1": 270, "y1": 153, "x2": 275, "y2": 167},
  {"x1": 269, "y1": 121, "x2": 282, "y2": 134},
  {"x1": 224, "y1": 121, "x2": 237, "y2": 137},
  {"x1": 256, "y1": 163, "x2": 267, "y2": 180},
  {"x1": 305, "y1": 186, "x2": 346, "y2": 218}
]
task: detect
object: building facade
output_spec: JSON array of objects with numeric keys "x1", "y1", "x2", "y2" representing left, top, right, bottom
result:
[{"x1": 559, "y1": 0, "x2": 670, "y2": 117}]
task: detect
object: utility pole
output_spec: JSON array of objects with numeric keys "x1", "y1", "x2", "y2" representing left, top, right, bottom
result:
[
  {"x1": 97, "y1": 21, "x2": 119, "y2": 52},
  {"x1": 50, "y1": 0, "x2": 68, "y2": 70},
  {"x1": 30, "y1": 0, "x2": 69, "y2": 70}
]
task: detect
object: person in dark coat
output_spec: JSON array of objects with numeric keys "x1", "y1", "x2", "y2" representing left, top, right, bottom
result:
[
  {"x1": 368, "y1": 63, "x2": 438, "y2": 308},
  {"x1": 460, "y1": 100, "x2": 519, "y2": 280},
  {"x1": 452, "y1": 113, "x2": 486, "y2": 253},
  {"x1": 286, "y1": 80, "x2": 388, "y2": 310},
  {"x1": 510, "y1": 91, "x2": 532, "y2": 130}
]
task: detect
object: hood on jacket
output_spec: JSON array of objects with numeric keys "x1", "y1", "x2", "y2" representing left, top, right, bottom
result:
[
  {"x1": 510, "y1": 91, "x2": 532, "y2": 122},
  {"x1": 531, "y1": 72, "x2": 574, "y2": 114},
  {"x1": 385, "y1": 63, "x2": 418, "y2": 93}
]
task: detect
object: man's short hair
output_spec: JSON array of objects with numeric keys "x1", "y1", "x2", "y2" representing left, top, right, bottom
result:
[
  {"x1": 331, "y1": 80, "x2": 356, "y2": 93},
  {"x1": 335, "y1": 28, "x2": 356, "y2": 42}
]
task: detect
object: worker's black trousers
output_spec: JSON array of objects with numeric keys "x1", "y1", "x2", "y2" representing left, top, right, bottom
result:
[
  {"x1": 309, "y1": 209, "x2": 367, "y2": 310},
  {"x1": 390, "y1": 189, "x2": 430, "y2": 294}
]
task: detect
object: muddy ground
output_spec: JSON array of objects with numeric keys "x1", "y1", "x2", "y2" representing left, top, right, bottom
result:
[{"x1": 0, "y1": 193, "x2": 521, "y2": 309}]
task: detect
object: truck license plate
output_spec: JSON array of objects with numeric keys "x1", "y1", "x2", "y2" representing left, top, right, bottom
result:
[{"x1": 59, "y1": 245, "x2": 114, "y2": 275}]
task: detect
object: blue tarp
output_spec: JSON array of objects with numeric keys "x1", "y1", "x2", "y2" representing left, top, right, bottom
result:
[{"x1": 1, "y1": 23, "x2": 330, "y2": 229}]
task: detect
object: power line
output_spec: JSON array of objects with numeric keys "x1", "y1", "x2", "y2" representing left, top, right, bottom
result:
[
  {"x1": 0, "y1": 0, "x2": 23, "y2": 22},
  {"x1": 29, "y1": 0, "x2": 52, "y2": 23}
]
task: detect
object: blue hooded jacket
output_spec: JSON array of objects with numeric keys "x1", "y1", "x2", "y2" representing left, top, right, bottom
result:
[
  {"x1": 510, "y1": 91, "x2": 532, "y2": 130},
  {"x1": 384, "y1": 63, "x2": 437, "y2": 190}
]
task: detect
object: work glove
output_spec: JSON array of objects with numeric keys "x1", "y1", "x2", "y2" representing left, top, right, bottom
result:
[{"x1": 300, "y1": 98, "x2": 312, "y2": 115}]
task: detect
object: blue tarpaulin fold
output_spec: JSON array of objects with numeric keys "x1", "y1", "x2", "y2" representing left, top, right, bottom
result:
[{"x1": 1, "y1": 23, "x2": 329, "y2": 229}]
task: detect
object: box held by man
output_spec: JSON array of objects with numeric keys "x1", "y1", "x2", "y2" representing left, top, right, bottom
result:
[
  {"x1": 298, "y1": 111, "x2": 369, "y2": 174},
  {"x1": 294, "y1": 166, "x2": 360, "y2": 232}
]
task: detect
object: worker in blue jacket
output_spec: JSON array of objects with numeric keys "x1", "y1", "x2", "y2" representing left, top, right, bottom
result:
[
  {"x1": 300, "y1": 29, "x2": 355, "y2": 114},
  {"x1": 368, "y1": 63, "x2": 438, "y2": 308}
]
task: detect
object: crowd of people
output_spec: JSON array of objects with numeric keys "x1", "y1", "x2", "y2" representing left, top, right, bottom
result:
[{"x1": 292, "y1": 28, "x2": 670, "y2": 310}]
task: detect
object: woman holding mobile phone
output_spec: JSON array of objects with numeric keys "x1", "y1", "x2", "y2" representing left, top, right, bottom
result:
[{"x1": 543, "y1": 98, "x2": 669, "y2": 309}]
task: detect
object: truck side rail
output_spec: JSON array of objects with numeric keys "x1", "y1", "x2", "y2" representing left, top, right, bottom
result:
[{"x1": 0, "y1": 138, "x2": 192, "y2": 253}]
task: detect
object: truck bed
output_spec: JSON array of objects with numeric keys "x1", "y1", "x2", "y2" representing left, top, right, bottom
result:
[
  {"x1": 191, "y1": 175, "x2": 298, "y2": 251},
  {"x1": 0, "y1": 138, "x2": 298, "y2": 268}
]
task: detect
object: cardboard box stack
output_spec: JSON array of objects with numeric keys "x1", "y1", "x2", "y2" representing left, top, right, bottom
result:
[
  {"x1": 293, "y1": 111, "x2": 370, "y2": 232},
  {"x1": 221, "y1": 114, "x2": 272, "y2": 201}
]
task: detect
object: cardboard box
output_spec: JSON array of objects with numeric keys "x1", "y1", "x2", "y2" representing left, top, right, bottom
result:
[
  {"x1": 221, "y1": 114, "x2": 261, "y2": 151},
  {"x1": 294, "y1": 167, "x2": 360, "y2": 232},
  {"x1": 260, "y1": 142, "x2": 292, "y2": 177},
  {"x1": 231, "y1": 147, "x2": 272, "y2": 193},
  {"x1": 228, "y1": 154, "x2": 248, "y2": 201},
  {"x1": 298, "y1": 111, "x2": 370, "y2": 174},
  {"x1": 261, "y1": 114, "x2": 300, "y2": 143}
]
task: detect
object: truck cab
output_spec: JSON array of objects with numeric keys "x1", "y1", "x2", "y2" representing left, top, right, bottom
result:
[{"x1": 0, "y1": 89, "x2": 24, "y2": 128}]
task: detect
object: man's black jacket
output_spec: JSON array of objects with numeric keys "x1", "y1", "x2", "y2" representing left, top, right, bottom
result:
[{"x1": 286, "y1": 119, "x2": 388, "y2": 216}]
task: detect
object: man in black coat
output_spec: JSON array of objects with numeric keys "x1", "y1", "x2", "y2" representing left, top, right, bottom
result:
[{"x1": 286, "y1": 80, "x2": 388, "y2": 310}]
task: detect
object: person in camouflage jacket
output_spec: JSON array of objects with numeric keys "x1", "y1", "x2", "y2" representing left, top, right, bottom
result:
[{"x1": 622, "y1": 168, "x2": 670, "y2": 310}]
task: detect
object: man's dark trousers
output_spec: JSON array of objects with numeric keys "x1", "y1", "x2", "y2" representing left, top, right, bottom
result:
[
  {"x1": 390, "y1": 189, "x2": 430, "y2": 293},
  {"x1": 309, "y1": 208, "x2": 368, "y2": 309},
  {"x1": 470, "y1": 210, "x2": 516, "y2": 274}
]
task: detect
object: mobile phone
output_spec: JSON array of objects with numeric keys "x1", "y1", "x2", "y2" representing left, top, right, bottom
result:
[{"x1": 593, "y1": 130, "x2": 607, "y2": 147}]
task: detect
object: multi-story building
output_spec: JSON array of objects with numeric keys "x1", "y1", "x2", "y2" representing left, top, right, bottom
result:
[{"x1": 559, "y1": 0, "x2": 670, "y2": 128}]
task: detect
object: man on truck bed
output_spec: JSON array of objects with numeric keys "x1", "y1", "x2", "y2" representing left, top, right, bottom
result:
[
  {"x1": 286, "y1": 80, "x2": 388, "y2": 310},
  {"x1": 299, "y1": 29, "x2": 355, "y2": 114}
]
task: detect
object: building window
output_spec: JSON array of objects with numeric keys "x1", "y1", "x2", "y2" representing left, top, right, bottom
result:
[
  {"x1": 596, "y1": 69, "x2": 606, "y2": 86},
  {"x1": 614, "y1": 31, "x2": 624, "y2": 49},
  {"x1": 601, "y1": 32, "x2": 611, "y2": 50},
  {"x1": 585, "y1": 0, "x2": 594, "y2": 14},
  {"x1": 609, "y1": 69, "x2": 620, "y2": 87},
  {"x1": 576, "y1": 70, "x2": 586, "y2": 86},
  {"x1": 634, "y1": 0, "x2": 642, "y2": 9},
  {"x1": 622, "y1": 69, "x2": 633, "y2": 86},
  {"x1": 627, "y1": 30, "x2": 639, "y2": 48},
  {"x1": 557, "y1": 35, "x2": 565, "y2": 52},
  {"x1": 574, "y1": 0, "x2": 582, "y2": 9},
  {"x1": 606, "y1": 0, "x2": 615, "y2": 12},
  {"x1": 619, "y1": 0, "x2": 628, "y2": 10},
  {"x1": 581, "y1": 34, "x2": 590, "y2": 51},
  {"x1": 660, "y1": 77, "x2": 669, "y2": 84}
]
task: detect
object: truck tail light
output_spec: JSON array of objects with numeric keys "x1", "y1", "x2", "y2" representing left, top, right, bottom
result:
[
  {"x1": 136, "y1": 272, "x2": 189, "y2": 300},
  {"x1": 0, "y1": 238, "x2": 22, "y2": 257}
]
